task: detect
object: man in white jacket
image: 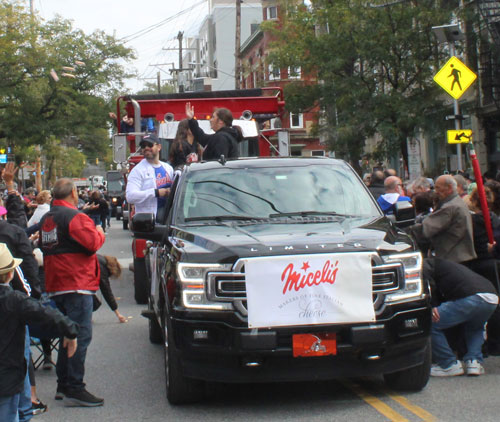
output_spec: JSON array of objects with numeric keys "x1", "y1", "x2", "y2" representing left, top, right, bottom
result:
[{"x1": 126, "y1": 133, "x2": 174, "y2": 219}]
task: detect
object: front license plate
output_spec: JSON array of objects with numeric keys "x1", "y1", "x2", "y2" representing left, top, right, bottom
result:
[{"x1": 292, "y1": 333, "x2": 337, "y2": 357}]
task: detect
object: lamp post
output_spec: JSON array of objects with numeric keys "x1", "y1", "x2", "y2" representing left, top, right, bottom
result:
[{"x1": 431, "y1": 24, "x2": 465, "y2": 171}]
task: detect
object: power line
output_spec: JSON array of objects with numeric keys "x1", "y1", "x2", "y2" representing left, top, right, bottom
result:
[{"x1": 119, "y1": 0, "x2": 206, "y2": 43}]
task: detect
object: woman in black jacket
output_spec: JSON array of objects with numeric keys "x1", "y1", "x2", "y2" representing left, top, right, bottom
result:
[
  {"x1": 168, "y1": 119, "x2": 202, "y2": 169},
  {"x1": 97, "y1": 255, "x2": 127, "y2": 323}
]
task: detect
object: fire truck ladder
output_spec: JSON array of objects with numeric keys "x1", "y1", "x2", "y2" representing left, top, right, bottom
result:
[{"x1": 477, "y1": 0, "x2": 500, "y2": 109}]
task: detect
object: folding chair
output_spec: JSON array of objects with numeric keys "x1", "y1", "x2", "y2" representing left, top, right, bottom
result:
[{"x1": 30, "y1": 336, "x2": 60, "y2": 370}]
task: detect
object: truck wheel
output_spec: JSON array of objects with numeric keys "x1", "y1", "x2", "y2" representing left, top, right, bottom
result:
[
  {"x1": 164, "y1": 315, "x2": 204, "y2": 405},
  {"x1": 123, "y1": 219, "x2": 128, "y2": 230},
  {"x1": 148, "y1": 299, "x2": 163, "y2": 344},
  {"x1": 133, "y1": 257, "x2": 149, "y2": 305},
  {"x1": 383, "y1": 339, "x2": 431, "y2": 391}
]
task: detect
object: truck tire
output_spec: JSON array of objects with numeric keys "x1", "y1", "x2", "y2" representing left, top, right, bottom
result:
[
  {"x1": 148, "y1": 299, "x2": 163, "y2": 344},
  {"x1": 133, "y1": 257, "x2": 149, "y2": 305},
  {"x1": 164, "y1": 314, "x2": 204, "y2": 405},
  {"x1": 383, "y1": 339, "x2": 431, "y2": 391}
]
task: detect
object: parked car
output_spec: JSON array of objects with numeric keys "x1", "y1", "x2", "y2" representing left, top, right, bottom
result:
[{"x1": 132, "y1": 157, "x2": 431, "y2": 405}]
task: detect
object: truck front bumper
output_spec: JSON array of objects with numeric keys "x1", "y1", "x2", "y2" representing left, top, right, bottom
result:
[{"x1": 169, "y1": 304, "x2": 431, "y2": 383}]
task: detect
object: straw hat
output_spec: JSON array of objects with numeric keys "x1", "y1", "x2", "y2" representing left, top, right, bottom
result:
[{"x1": 0, "y1": 243, "x2": 23, "y2": 275}]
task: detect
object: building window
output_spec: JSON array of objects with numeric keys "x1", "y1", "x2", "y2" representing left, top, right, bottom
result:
[
  {"x1": 288, "y1": 66, "x2": 301, "y2": 79},
  {"x1": 266, "y1": 6, "x2": 278, "y2": 20},
  {"x1": 311, "y1": 150, "x2": 325, "y2": 157},
  {"x1": 268, "y1": 64, "x2": 280, "y2": 80},
  {"x1": 290, "y1": 112, "x2": 303, "y2": 129}
]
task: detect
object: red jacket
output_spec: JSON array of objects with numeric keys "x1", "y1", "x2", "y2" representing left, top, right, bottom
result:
[{"x1": 40, "y1": 199, "x2": 105, "y2": 293}]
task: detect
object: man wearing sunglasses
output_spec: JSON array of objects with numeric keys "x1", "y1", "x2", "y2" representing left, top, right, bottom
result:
[{"x1": 126, "y1": 133, "x2": 174, "y2": 219}]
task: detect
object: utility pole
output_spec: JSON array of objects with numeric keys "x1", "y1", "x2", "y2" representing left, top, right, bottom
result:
[
  {"x1": 235, "y1": 0, "x2": 241, "y2": 89},
  {"x1": 163, "y1": 35, "x2": 196, "y2": 93},
  {"x1": 157, "y1": 71, "x2": 161, "y2": 94},
  {"x1": 177, "y1": 31, "x2": 184, "y2": 92}
]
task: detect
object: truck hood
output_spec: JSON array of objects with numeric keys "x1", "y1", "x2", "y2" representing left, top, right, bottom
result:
[{"x1": 171, "y1": 217, "x2": 414, "y2": 263}]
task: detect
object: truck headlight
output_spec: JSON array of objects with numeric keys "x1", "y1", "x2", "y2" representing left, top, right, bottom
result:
[
  {"x1": 177, "y1": 263, "x2": 233, "y2": 310},
  {"x1": 382, "y1": 252, "x2": 424, "y2": 303}
]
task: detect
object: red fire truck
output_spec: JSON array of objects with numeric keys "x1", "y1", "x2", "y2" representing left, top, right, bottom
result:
[{"x1": 112, "y1": 88, "x2": 286, "y2": 304}]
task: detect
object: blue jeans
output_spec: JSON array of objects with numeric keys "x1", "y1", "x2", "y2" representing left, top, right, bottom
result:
[
  {"x1": 1, "y1": 330, "x2": 33, "y2": 422},
  {"x1": 432, "y1": 295, "x2": 497, "y2": 368},
  {"x1": 90, "y1": 214, "x2": 101, "y2": 226},
  {"x1": 0, "y1": 394, "x2": 19, "y2": 422},
  {"x1": 53, "y1": 294, "x2": 93, "y2": 391},
  {"x1": 19, "y1": 329, "x2": 32, "y2": 422}
]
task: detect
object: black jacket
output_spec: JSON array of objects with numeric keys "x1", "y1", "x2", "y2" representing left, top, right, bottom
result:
[
  {"x1": 424, "y1": 258, "x2": 498, "y2": 307},
  {"x1": 0, "y1": 284, "x2": 78, "y2": 397},
  {"x1": 368, "y1": 182, "x2": 385, "y2": 200},
  {"x1": 6, "y1": 193, "x2": 28, "y2": 228},
  {"x1": 188, "y1": 119, "x2": 240, "y2": 161},
  {"x1": 97, "y1": 255, "x2": 118, "y2": 311},
  {"x1": 0, "y1": 220, "x2": 41, "y2": 299},
  {"x1": 169, "y1": 140, "x2": 199, "y2": 169}
]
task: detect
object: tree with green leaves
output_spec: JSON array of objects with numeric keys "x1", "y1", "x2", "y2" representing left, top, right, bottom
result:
[
  {"x1": 265, "y1": 0, "x2": 456, "y2": 171},
  {"x1": 0, "y1": 0, "x2": 135, "y2": 176}
]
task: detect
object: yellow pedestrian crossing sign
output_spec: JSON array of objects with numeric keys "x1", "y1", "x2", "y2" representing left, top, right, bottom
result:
[
  {"x1": 447, "y1": 129, "x2": 472, "y2": 144},
  {"x1": 434, "y1": 56, "x2": 477, "y2": 100}
]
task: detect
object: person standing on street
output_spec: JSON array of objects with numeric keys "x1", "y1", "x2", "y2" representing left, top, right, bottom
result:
[
  {"x1": 410, "y1": 174, "x2": 476, "y2": 264},
  {"x1": 39, "y1": 178, "x2": 105, "y2": 407},
  {"x1": 185, "y1": 102, "x2": 241, "y2": 161},
  {"x1": 126, "y1": 133, "x2": 174, "y2": 220},
  {"x1": 377, "y1": 176, "x2": 411, "y2": 215}
]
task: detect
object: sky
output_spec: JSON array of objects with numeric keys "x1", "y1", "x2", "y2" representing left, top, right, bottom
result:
[{"x1": 33, "y1": 0, "x2": 209, "y2": 92}]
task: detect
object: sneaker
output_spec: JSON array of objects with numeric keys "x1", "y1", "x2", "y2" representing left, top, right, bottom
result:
[
  {"x1": 430, "y1": 361, "x2": 464, "y2": 377},
  {"x1": 55, "y1": 386, "x2": 66, "y2": 400},
  {"x1": 64, "y1": 388, "x2": 104, "y2": 407},
  {"x1": 32, "y1": 399, "x2": 48, "y2": 415},
  {"x1": 465, "y1": 359, "x2": 485, "y2": 376}
]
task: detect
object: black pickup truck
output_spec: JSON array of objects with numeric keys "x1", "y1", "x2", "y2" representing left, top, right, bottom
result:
[{"x1": 132, "y1": 157, "x2": 431, "y2": 405}]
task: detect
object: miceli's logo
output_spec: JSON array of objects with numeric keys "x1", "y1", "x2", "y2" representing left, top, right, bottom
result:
[{"x1": 281, "y1": 260, "x2": 339, "y2": 295}]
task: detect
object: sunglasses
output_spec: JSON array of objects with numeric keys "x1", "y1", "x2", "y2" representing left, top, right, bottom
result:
[{"x1": 140, "y1": 141, "x2": 155, "y2": 148}]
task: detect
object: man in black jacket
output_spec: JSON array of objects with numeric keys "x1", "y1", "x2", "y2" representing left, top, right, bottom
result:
[
  {"x1": 0, "y1": 243, "x2": 78, "y2": 422},
  {"x1": 424, "y1": 258, "x2": 498, "y2": 377},
  {"x1": 185, "y1": 102, "x2": 240, "y2": 161}
]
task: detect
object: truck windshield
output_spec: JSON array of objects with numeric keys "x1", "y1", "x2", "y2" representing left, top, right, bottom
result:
[{"x1": 176, "y1": 163, "x2": 381, "y2": 224}]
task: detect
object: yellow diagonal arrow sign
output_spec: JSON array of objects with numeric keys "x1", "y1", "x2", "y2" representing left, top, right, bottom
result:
[{"x1": 447, "y1": 129, "x2": 472, "y2": 144}]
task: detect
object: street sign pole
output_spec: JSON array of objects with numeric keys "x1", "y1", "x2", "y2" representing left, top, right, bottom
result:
[{"x1": 449, "y1": 43, "x2": 462, "y2": 171}]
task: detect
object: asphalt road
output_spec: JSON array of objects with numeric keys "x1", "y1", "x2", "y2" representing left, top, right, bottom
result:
[{"x1": 33, "y1": 219, "x2": 500, "y2": 422}]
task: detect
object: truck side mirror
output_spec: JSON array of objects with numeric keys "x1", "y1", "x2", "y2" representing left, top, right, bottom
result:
[
  {"x1": 131, "y1": 213, "x2": 166, "y2": 241},
  {"x1": 393, "y1": 201, "x2": 415, "y2": 228}
]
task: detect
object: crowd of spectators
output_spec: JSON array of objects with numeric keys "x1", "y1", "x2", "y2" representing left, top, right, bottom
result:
[
  {"x1": 364, "y1": 166, "x2": 500, "y2": 376},
  {"x1": 0, "y1": 163, "x2": 127, "y2": 421}
]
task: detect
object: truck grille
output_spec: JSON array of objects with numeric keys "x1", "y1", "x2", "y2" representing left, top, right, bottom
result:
[{"x1": 207, "y1": 260, "x2": 404, "y2": 301}]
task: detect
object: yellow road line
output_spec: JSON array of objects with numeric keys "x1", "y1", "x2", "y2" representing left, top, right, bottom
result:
[
  {"x1": 341, "y1": 380, "x2": 409, "y2": 422},
  {"x1": 383, "y1": 389, "x2": 437, "y2": 422}
]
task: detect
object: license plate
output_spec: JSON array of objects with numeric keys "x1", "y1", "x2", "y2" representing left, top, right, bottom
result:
[{"x1": 292, "y1": 333, "x2": 337, "y2": 357}]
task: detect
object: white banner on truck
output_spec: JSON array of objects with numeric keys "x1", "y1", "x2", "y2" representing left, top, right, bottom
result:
[{"x1": 244, "y1": 253, "x2": 375, "y2": 328}]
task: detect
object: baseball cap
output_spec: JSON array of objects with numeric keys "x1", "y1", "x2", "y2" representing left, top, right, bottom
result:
[{"x1": 139, "y1": 133, "x2": 160, "y2": 148}]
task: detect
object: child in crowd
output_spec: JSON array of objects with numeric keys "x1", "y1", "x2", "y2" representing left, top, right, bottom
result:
[{"x1": 0, "y1": 243, "x2": 78, "y2": 422}]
